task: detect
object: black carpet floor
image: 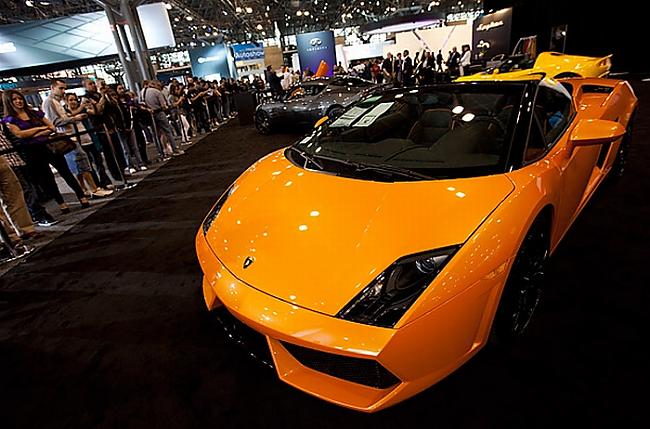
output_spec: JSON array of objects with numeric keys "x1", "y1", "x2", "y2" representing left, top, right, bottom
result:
[{"x1": 1, "y1": 81, "x2": 648, "y2": 428}]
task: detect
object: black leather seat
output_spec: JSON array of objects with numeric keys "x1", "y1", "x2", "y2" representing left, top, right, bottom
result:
[{"x1": 407, "y1": 109, "x2": 452, "y2": 146}]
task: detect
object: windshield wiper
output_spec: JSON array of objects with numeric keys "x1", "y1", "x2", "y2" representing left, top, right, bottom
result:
[
  {"x1": 305, "y1": 154, "x2": 435, "y2": 181},
  {"x1": 290, "y1": 150, "x2": 435, "y2": 181},
  {"x1": 356, "y1": 163, "x2": 435, "y2": 181},
  {"x1": 288, "y1": 146, "x2": 324, "y2": 170}
]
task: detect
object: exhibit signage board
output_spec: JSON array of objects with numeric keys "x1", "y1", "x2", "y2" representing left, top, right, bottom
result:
[
  {"x1": 472, "y1": 7, "x2": 513, "y2": 61},
  {"x1": 0, "y1": 2, "x2": 175, "y2": 73},
  {"x1": 296, "y1": 30, "x2": 336, "y2": 76},
  {"x1": 232, "y1": 43, "x2": 265, "y2": 62},
  {"x1": 188, "y1": 44, "x2": 233, "y2": 80}
]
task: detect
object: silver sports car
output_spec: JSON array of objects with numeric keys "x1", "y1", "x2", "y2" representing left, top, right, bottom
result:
[{"x1": 254, "y1": 76, "x2": 386, "y2": 134}]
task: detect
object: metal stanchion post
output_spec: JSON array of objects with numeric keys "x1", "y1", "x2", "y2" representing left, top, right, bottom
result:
[
  {"x1": 204, "y1": 100, "x2": 213, "y2": 131},
  {"x1": 0, "y1": 221, "x2": 18, "y2": 261},
  {"x1": 148, "y1": 111, "x2": 165, "y2": 159},
  {"x1": 103, "y1": 124, "x2": 136, "y2": 190},
  {"x1": 0, "y1": 197, "x2": 31, "y2": 262}
]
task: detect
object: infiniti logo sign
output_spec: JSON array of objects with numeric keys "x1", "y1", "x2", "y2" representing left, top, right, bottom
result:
[{"x1": 309, "y1": 37, "x2": 322, "y2": 46}]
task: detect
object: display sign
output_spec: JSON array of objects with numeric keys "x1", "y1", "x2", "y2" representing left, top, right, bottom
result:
[
  {"x1": 471, "y1": 7, "x2": 513, "y2": 62},
  {"x1": 232, "y1": 43, "x2": 264, "y2": 62},
  {"x1": 188, "y1": 44, "x2": 233, "y2": 80},
  {"x1": 0, "y1": 2, "x2": 175, "y2": 73},
  {"x1": 296, "y1": 30, "x2": 336, "y2": 76}
]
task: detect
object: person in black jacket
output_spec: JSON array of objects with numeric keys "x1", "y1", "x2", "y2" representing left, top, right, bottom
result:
[{"x1": 402, "y1": 50, "x2": 415, "y2": 87}]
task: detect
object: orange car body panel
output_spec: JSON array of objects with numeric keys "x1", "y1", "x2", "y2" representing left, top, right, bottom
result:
[
  {"x1": 196, "y1": 77, "x2": 637, "y2": 411},
  {"x1": 456, "y1": 52, "x2": 612, "y2": 82}
]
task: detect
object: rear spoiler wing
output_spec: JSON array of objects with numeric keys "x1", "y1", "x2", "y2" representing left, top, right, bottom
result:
[{"x1": 558, "y1": 77, "x2": 635, "y2": 109}]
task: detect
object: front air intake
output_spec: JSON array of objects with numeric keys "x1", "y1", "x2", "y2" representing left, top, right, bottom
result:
[{"x1": 281, "y1": 341, "x2": 400, "y2": 389}]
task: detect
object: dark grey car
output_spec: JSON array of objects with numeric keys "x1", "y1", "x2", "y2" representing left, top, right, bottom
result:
[{"x1": 254, "y1": 76, "x2": 386, "y2": 134}]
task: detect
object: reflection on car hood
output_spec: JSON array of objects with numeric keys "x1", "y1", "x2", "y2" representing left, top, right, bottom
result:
[{"x1": 204, "y1": 149, "x2": 514, "y2": 316}]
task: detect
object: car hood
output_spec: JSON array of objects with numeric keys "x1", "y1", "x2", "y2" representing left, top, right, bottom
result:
[{"x1": 204, "y1": 149, "x2": 514, "y2": 316}]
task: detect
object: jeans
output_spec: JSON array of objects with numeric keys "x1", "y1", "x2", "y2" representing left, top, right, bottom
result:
[
  {"x1": 118, "y1": 130, "x2": 144, "y2": 169},
  {"x1": 23, "y1": 145, "x2": 85, "y2": 204},
  {"x1": 12, "y1": 166, "x2": 50, "y2": 221},
  {"x1": 97, "y1": 132, "x2": 126, "y2": 183},
  {"x1": 153, "y1": 111, "x2": 178, "y2": 152}
]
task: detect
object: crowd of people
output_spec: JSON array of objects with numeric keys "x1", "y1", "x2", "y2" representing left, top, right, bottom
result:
[
  {"x1": 0, "y1": 75, "x2": 250, "y2": 261},
  {"x1": 337, "y1": 45, "x2": 472, "y2": 85}
]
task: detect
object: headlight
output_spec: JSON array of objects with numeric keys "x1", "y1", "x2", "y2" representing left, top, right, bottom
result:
[
  {"x1": 336, "y1": 246, "x2": 460, "y2": 328},
  {"x1": 202, "y1": 185, "x2": 234, "y2": 235}
]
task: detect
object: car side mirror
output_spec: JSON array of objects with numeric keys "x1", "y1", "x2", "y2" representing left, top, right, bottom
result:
[{"x1": 570, "y1": 119, "x2": 626, "y2": 146}]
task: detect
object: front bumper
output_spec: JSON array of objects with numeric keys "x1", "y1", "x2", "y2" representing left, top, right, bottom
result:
[{"x1": 196, "y1": 230, "x2": 507, "y2": 412}]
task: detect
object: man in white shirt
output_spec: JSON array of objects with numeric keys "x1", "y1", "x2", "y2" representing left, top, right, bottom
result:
[
  {"x1": 41, "y1": 79, "x2": 87, "y2": 132},
  {"x1": 281, "y1": 67, "x2": 292, "y2": 91},
  {"x1": 460, "y1": 45, "x2": 472, "y2": 77}
]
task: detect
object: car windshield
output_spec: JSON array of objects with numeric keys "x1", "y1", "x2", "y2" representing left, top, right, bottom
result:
[
  {"x1": 495, "y1": 56, "x2": 535, "y2": 73},
  {"x1": 285, "y1": 83, "x2": 327, "y2": 100},
  {"x1": 288, "y1": 83, "x2": 525, "y2": 181}
]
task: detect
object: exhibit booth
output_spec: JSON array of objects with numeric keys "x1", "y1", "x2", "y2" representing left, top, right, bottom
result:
[{"x1": 384, "y1": 22, "x2": 473, "y2": 59}]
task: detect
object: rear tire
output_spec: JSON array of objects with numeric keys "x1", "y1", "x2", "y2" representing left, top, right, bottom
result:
[{"x1": 492, "y1": 216, "x2": 550, "y2": 343}]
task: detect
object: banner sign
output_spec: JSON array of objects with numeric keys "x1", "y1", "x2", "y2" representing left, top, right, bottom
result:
[
  {"x1": 189, "y1": 44, "x2": 232, "y2": 80},
  {"x1": 0, "y1": 2, "x2": 175, "y2": 74},
  {"x1": 232, "y1": 43, "x2": 264, "y2": 62},
  {"x1": 472, "y1": 7, "x2": 513, "y2": 62},
  {"x1": 296, "y1": 30, "x2": 336, "y2": 76}
]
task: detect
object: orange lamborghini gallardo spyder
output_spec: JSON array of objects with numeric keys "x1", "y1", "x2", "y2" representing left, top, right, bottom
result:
[{"x1": 196, "y1": 77, "x2": 637, "y2": 412}]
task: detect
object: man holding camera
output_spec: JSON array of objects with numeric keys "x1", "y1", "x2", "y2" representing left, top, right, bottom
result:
[{"x1": 141, "y1": 80, "x2": 183, "y2": 157}]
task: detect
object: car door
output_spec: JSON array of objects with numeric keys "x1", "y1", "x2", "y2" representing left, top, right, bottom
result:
[
  {"x1": 534, "y1": 86, "x2": 600, "y2": 235},
  {"x1": 289, "y1": 84, "x2": 320, "y2": 124}
]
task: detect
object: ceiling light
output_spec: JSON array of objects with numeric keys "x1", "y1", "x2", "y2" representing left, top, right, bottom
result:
[
  {"x1": 245, "y1": 7, "x2": 253, "y2": 13},
  {"x1": 25, "y1": 0, "x2": 34, "y2": 6},
  {"x1": 304, "y1": 11, "x2": 310, "y2": 16},
  {"x1": 296, "y1": 10, "x2": 303, "y2": 16},
  {"x1": 164, "y1": 2, "x2": 172, "y2": 9},
  {"x1": 235, "y1": 6, "x2": 242, "y2": 13},
  {"x1": 185, "y1": 16, "x2": 193, "y2": 21},
  {"x1": 256, "y1": 24, "x2": 263, "y2": 30}
]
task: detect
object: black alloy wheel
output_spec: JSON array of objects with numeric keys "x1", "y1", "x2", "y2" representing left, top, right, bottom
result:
[
  {"x1": 492, "y1": 218, "x2": 550, "y2": 342},
  {"x1": 255, "y1": 110, "x2": 272, "y2": 134}
]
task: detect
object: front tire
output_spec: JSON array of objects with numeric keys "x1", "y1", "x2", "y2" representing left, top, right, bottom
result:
[{"x1": 492, "y1": 217, "x2": 550, "y2": 343}]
